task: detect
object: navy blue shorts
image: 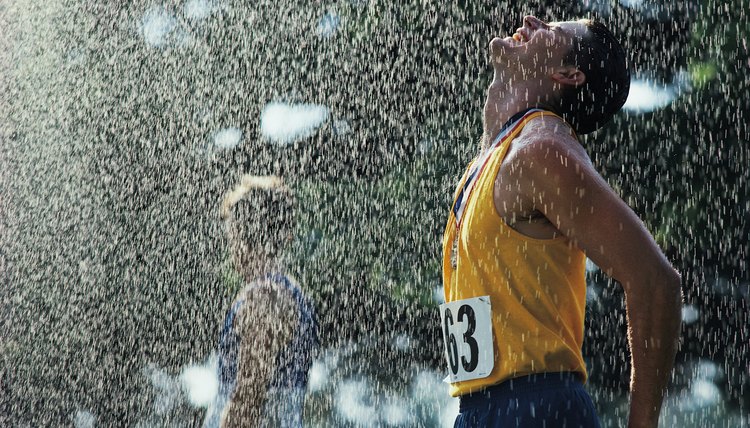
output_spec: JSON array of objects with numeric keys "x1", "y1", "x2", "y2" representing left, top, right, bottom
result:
[{"x1": 454, "y1": 372, "x2": 601, "y2": 428}]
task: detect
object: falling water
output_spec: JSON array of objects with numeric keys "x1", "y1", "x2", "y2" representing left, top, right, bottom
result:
[{"x1": 1, "y1": 0, "x2": 748, "y2": 427}]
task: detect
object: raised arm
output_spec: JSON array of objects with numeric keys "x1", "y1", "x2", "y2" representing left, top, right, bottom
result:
[
  {"x1": 511, "y1": 133, "x2": 682, "y2": 428},
  {"x1": 221, "y1": 285, "x2": 298, "y2": 428}
]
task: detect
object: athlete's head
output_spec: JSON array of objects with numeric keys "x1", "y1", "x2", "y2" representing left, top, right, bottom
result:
[
  {"x1": 489, "y1": 16, "x2": 629, "y2": 134},
  {"x1": 221, "y1": 175, "x2": 295, "y2": 274}
]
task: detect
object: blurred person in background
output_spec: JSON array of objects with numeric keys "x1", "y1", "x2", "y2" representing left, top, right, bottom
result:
[{"x1": 204, "y1": 174, "x2": 318, "y2": 428}]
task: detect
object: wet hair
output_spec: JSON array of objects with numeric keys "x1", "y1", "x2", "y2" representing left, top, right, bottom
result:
[
  {"x1": 221, "y1": 175, "x2": 295, "y2": 263},
  {"x1": 556, "y1": 19, "x2": 630, "y2": 135}
]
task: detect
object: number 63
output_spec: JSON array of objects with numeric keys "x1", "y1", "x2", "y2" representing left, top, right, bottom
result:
[{"x1": 443, "y1": 304, "x2": 478, "y2": 375}]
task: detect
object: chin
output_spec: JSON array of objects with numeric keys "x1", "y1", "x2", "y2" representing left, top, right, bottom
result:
[
  {"x1": 489, "y1": 37, "x2": 516, "y2": 65},
  {"x1": 488, "y1": 38, "x2": 502, "y2": 62},
  {"x1": 489, "y1": 37, "x2": 505, "y2": 53}
]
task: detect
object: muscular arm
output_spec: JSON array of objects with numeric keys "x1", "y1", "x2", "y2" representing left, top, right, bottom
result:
[
  {"x1": 505, "y1": 127, "x2": 682, "y2": 428},
  {"x1": 221, "y1": 285, "x2": 298, "y2": 428}
]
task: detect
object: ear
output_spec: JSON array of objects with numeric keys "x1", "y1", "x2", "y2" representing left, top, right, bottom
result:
[{"x1": 551, "y1": 66, "x2": 586, "y2": 87}]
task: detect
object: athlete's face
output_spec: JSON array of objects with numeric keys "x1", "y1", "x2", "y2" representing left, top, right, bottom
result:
[{"x1": 489, "y1": 16, "x2": 588, "y2": 77}]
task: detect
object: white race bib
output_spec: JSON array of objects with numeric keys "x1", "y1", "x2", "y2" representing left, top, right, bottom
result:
[{"x1": 439, "y1": 296, "x2": 494, "y2": 383}]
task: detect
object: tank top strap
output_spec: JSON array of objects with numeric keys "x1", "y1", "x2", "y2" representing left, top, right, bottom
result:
[
  {"x1": 264, "y1": 273, "x2": 319, "y2": 390},
  {"x1": 220, "y1": 299, "x2": 245, "y2": 339},
  {"x1": 452, "y1": 109, "x2": 554, "y2": 229},
  {"x1": 217, "y1": 298, "x2": 245, "y2": 392}
]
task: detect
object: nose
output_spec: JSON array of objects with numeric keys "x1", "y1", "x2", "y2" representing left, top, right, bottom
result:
[{"x1": 524, "y1": 15, "x2": 548, "y2": 30}]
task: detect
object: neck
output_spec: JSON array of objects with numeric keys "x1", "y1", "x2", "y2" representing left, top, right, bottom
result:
[
  {"x1": 239, "y1": 256, "x2": 285, "y2": 284},
  {"x1": 482, "y1": 76, "x2": 555, "y2": 149}
]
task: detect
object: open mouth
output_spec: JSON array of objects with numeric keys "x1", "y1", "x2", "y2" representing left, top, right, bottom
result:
[
  {"x1": 508, "y1": 28, "x2": 532, "y2": 46},
  {"x1": 492, "y1": 27, "x2": 532, "y2": 50}
]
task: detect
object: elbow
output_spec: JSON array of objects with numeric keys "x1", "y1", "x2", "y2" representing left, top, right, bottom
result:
[
  {"x1": 621, "y1": 265, "x2": 682, "y2": 305},
  {"x1": 659, "y1": 268, "x2": 683, "y2": 337},
  {"x1": 652, "y1": 266, "x2": 682, "y2": 301},
  {"x1": 664, "y1": 268, "x2": 683, "y2": 303},
  {"x1": 652, "y1": 267, "x2": 683, "y2": 321}
]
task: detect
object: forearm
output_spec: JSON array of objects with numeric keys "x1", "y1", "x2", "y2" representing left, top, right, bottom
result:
[
  {"x1": 220, "y1": 386, "x2": 265, "y2": 428},
  {"x1": 222, "y1": 288, "x2": 296, "y2": 428},
  {"x1": 221, "y1": 338, "x2": 286, "y2": 427},
  {"x1": 623, "y1": 272, "x2": 682, "y2": 428}
]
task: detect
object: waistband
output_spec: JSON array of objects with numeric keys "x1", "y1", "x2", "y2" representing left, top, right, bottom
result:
[{"x1": 459, "y1": 372, "x2": 583, "y2": 411}]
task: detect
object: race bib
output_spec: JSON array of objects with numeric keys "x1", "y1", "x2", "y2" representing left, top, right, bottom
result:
[{"x1": 439, "y1": 296, "x2": 494, "y2": 382}]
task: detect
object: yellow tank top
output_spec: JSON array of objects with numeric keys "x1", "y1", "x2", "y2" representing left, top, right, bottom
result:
[{"x1": 442, "y1": 109, "x2": 588, "y2": 397}]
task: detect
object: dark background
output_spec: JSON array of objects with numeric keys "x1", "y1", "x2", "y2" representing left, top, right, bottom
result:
[{"x1": 1, "y1": 0, "x2": 747, "y2": 425}]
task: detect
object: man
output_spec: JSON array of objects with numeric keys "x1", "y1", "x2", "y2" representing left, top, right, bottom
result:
[
  {"x1": 204, "y1": 175, "x2": 318, "y2": 428},
  {"x1": 440, "y1": 16, "x2": 682, "y2": 427}
]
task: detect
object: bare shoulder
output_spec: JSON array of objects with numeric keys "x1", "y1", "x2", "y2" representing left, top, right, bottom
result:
[
  {"x1": 494, "y1": 115, "x2": 589, "y2": 230},
  {"x1": 501, "y1": 115, "x2": 591, "y2": 183},
  {"x1": 513, "y1": 115, "x2": 588, "y2": 159}
]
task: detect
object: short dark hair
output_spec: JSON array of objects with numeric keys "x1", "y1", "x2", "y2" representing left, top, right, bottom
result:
[{"x1": 556, "y1": 19, "x2": 630, "y2": 135}]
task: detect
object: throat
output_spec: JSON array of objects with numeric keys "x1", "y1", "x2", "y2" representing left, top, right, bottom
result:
[
  {"x1": 482, "y1": 90, "x2": 534, "y2": 149},
  {"x1": 482, "y1": 81, "x2": 556, "y2": 149},
  {"x1": 482, "y1": 105, "x2": 536, "y2": 150}
]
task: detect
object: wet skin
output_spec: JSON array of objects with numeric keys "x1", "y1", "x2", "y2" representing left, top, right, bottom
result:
[{"x1": 482, "y1": 15, "x2": 683, "y2": 428}]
